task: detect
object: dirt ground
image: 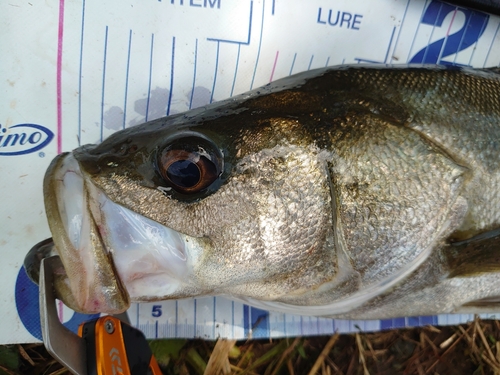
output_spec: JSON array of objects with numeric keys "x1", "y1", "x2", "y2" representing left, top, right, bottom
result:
[{"x1": 4, "y1": 316, "x2": 500, "y2": 375}]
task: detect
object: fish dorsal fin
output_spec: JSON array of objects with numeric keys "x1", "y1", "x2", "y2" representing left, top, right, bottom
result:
[{"x1": 446, "y1": 228, "x2": 500, "y2": 278}]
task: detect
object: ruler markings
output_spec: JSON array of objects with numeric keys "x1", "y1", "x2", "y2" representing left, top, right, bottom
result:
[
  {"x1": 390, "y1": 0, "x2": 412, "y2": 63},
  {"x1": 100, "y1": 26, "x2": 109, "y2": 143},
  {"x1": 166, "y1": 36, "x2": 176, "y2": 115},
  {"x1": 230, "y1": 43, "x2": 241, "y2": 97},
  {"x1": 212, "y1": 297, "x2": 216, "y2": 338},
  {"x1": 210, "y1": 41, "x2": 220, "y2": 103},
  {"x1": 424, "y1": 2, "x2": 445, "y2": 65},
  {"x1": 145, "y1": 33, "x2": 155, "y2": 122},
  {"x1": 308, "y1": 55, "x2": 314, "y2": 70},
  {"x1": 269, "y1": 50, "x2": 279, "y2": 81},
  {"x1": 77, "y1": 0, "x2": 86, "y2": 146},
  {"x1": 406, "y1": 0, "x2": 430, "y2": 63},
  {"x1": 484, "y1": 22, "x2": 500, "y2": 66},
  {"x1": 175, "y1": 300, "x2": 178, "y2": 338},
  {"x1": 189, "y1": 39, "x2": 198, "y2": 109},
  {"x1": 289, "y1": 52, "x2": 297, "y2": 75},
  {"x1": 437, "y1": 8, "x2": 458, "y2": 64},
  {"x1": 56, "y1": 0, "x2": 65, "y2": 153},
  {"x1": 250, "y1": 0, "x2": 266, "y2": 89},
  {"x1": 384, "y1": 26, "x2": 397, "y2": 63},
  {"x1": 325, "y1": 56, "x2": 330, "y2": 67},
  {"x1": 123, "y1": 30, "x2": 132, "y2": 130},
  {"x1": 469, "y1": 12, "x2": 490, "y2": 66},
  {"x1": 193, "y1": 299, "x2": 197, "y2": 337},
  {"x1": 272, "y1": 0, "x2": 275, "y2": 15}
]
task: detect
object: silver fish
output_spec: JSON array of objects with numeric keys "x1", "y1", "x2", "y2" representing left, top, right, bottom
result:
[{"x1": 26, "y1": 65, "x2": 500, "y2": 319}]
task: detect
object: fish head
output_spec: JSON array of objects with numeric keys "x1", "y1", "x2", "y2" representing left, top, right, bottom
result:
[{"x1": 41, "y1": 78, "x2": 340, "y2": 314}]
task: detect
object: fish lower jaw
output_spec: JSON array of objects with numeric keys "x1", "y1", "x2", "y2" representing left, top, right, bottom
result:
[{"x1": 51, "y1": 153, "x2": 192, "y2": 313}]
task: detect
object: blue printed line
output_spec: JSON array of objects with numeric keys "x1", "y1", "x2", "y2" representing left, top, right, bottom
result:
[
  {"x1": 484, "y1": 22, "x2": 500, "y2": 67},
  {"x1": 250, "y1": 0, "x2": 266, "y2": 89},
  {"x1": 243, "y1": 304, "x2": 250, "y2": 337},
  {"x1": 175, "y1": 300, "x2": 178, "y2": 338},
  {"x1": 210, "y1": 41, "x2": 220, "y2": 103},
  {"x1": 308, "y1": 55, "x2": 314, "y2": 70},
  {"x1": 194, "y1": 299, "x2": 197, "y2": 337},
  {"x1": 448, "y1": 7, "x2": 469, "y2": 64},
  {"x1": 155, "y1": 320, "x2": 158, "y2": 339},
  {"x1": 272, "y1": 0, "x2": 275, "y2": 15},
  {"x1": 189, "y1": 39, "x2": 198, "y2": 109},
  {"x1": 77, "y1": 0, "x2": 86, "y2": 146},
  {"x1": 384, "y1": 27, "x2": 397, "y2": 63},
  {"x1": 407, "y1": 0, "x2": 431, "y2": 63},
  {"x1": 422, "y1": 2, "x2": 445, "y2": 65},
  {"x1": 231, "y1": 301, "x2": 235, "y2": 338},
  {"x1": 325, "y1": 56, "x2": 330, "y2": 67},
  {"x1": 207, "y1": 1, "x2": 253, "y2": 44},
  {"x1": 212, "y1": 297, "x2": 216, "y2": 338},
  {"x1": 289, "y1": 53, "x2": 297, "y2": 76},
  {"x1": 123, "y1": 30, "x2": 132, "y2": 130},
  {"x1": 391, "y1": 0, "x2": 411, "y2": 63},
  {"x1": 145, "y1": 34, "x2": 155, "y2": 122},
  {"x1": 230, "y1": 44, "x2": 241, "y2": 97},
  {"x1": 467, "y1": 13, "x2": 489, "y2": 66},
  {"x1": 136, "y1": 304, "x2": 139, "y2": 327},
  {"x1": 167, "y1": 36, "x2": 175, "y2": 115},
  {"x1": 100, "y1": 26, "x2": 109, "y2": 143}
]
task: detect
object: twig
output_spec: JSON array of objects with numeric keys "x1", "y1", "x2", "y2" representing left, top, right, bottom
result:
[
  {"x1": 307, "y1": 333, "x2": 340, "y2": 375},
  {"x1": 475, "y1": 317, "x2": 500, "y2": 367},
  {"x1": 355, "y1": 333, "x2": 370, "y2": 375},
  {"x1": 269, "y1": 337, "x2": 301, "y2": 375},
  {"x1": 18, "y1": 344, "x2": 35, "y2": 366},
  {"x1": 204, "y1": 339, "x2": 236, "y2": 375}
]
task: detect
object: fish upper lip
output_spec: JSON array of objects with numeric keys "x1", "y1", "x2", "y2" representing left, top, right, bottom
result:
[{"x1": 44, "y1": 153, "x2": 190, "y2": 313}]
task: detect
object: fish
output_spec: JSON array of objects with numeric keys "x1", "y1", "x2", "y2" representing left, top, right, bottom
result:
[{"x1": 25, "y1": 65, "x2": 500, "y2": 319}]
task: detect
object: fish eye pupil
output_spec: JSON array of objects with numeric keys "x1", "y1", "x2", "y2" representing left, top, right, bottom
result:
[{"x1": 166, "y1": 159, "x2": 200, "y2": 188}]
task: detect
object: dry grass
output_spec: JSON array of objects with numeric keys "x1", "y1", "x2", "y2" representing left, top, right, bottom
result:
[{"x1": 6, "y1": 316, "x2": 500, "y2": 375}]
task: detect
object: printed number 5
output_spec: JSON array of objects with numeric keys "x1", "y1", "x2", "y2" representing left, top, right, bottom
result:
[
  {"x1": 152, "y1": 305, "x2": 162, "y2": 317},
  {"x1": 410, "y1": 0, "x2": 489, "y2": 65}
]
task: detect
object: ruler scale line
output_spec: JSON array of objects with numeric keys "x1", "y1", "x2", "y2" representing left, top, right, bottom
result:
[
  {"x1": 167, "y1": 36, "x2": 176, "y2": 115},
  {"x1": 269, "y1": 50, "x2": 279, "y2": 82},
  {"x1": 56, "y1": 0, "x2": 65, "y2": 154},
  {"x1": 123, "y1": 30, "x2": 132, "y2": 130},
  {"x1": 210, "y1": 41, "x2": 220, "y2": 103},
  {"x1": 77, "y1": 0, "x2": 86, "y2": 146},
  {"x1": 468, "y1": 13, "x2": 490, "y2": 65},
  {"x1": 250, "y1": 0, "x2": 266, "y2": 89},
  {"x1": 100, "y1": 26, "x2": 109, "y2": 143},
  {"x1": 230, "y1": 43, "x2": 241, "y2": 97},
  {"x1": 406, "y1": 0, "x2": 430, "y2": 63},
  {"x1": 145, "y1": 34, "x2": 155, "y2": 122},
  {"x1": 289, "y1": 53, "x2": 297, "y2": 75},
  {"x1": 484, "y1": 22, "x2": 500, "y2": 66},
  {"x1": 189, "y1": 39, "x2": 198, "y2": 109},
  {"x1": 390, "y1": 0, "x2": 411, "y2": 63}
]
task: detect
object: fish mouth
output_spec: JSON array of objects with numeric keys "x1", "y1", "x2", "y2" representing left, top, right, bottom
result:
[{"x1": 42, "y1": 153, "x2": 191, "y2": 314}]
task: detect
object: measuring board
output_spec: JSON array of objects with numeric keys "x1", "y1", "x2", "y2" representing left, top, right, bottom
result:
[{"x1": 2, "y1": 0, "x2": 500, "y2": 343}]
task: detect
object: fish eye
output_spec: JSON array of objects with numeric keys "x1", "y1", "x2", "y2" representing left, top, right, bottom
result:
[{"x1": 157, "y1": 135, "x2": 222, "y2": 195}]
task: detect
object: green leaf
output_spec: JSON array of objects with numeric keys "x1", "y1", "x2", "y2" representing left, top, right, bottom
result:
[
  {"x1": 0, "y1": 346, "x2": 19, "y2": 373},
  {"x1": 149, "y1": 339, "x2": 187, "y2": 367}
]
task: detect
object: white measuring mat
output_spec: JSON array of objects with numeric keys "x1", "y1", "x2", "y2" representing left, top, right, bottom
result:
[{"x1": 1, "y1": 0, "x2": 500, "y2": 344}]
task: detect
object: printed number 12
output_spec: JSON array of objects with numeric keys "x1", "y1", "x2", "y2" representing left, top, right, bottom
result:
[{"x1": 410, "y1": 0, "x2": 489, "y2": 65}]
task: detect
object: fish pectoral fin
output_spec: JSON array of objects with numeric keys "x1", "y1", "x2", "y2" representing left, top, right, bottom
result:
[{"x1": 445, "y1": 227, "x2": 500, "y2": 278}]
